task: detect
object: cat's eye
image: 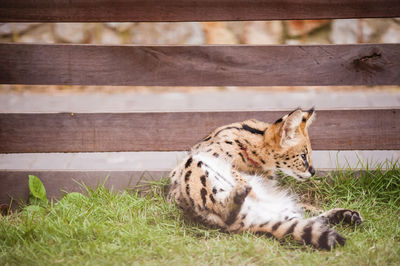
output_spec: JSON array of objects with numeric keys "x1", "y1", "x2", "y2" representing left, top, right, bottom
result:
[{"x1": 301, "y1": 154, "x2": 307, "y2": 160}]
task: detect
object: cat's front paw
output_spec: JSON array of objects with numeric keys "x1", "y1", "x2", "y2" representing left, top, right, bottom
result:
[
  {"x1": 233, "y1": 185, "x2": 252, "y2": 204},
  {"x1": 322, "y1": 208, "x2": 363, "y2": 226}
]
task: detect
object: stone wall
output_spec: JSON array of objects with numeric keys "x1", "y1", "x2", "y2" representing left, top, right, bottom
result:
[{"x1": 1, "y1": 19, "x2": 399, "y2": 45}]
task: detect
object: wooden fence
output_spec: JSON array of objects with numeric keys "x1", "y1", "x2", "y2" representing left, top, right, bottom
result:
[{"x1": 0, "y1": 0, "x2": 399, "y2": 206}]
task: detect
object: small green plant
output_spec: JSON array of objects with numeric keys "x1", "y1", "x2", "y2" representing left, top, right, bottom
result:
[{"x1": 28, "y1": 175, "x2": 48, "y2": 205}]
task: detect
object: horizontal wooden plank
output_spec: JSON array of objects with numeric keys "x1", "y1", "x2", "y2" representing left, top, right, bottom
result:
[
  {"x1": 0, "y1": 109, "x2": 399, "y2": 153},
  {"x1": 1, "y1": 44, "x2": 399, "y2": 86},
  {"x1": 0, "y1": 169, "x2": 385, "y2": 208},
  {"x1": 0, "y1": 170, "x2": 169, "y2": 207},
  {"x1": 0, "y1": 0, "x2": 399, "y2": 22}
]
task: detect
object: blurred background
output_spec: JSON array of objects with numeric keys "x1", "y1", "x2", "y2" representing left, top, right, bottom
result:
[{"x1": 0, "y1": 19, "x2": 399, "y2": 171}]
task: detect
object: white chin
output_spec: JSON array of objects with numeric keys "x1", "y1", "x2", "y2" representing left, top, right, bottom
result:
[{"x1": 280, "y1": 169, "x2": 311, "y2": 181}]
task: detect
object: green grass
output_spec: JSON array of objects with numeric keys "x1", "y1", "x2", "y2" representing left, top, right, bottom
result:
[{"x1": 1, "y1": 161, "x2": 400, "y2": 265}]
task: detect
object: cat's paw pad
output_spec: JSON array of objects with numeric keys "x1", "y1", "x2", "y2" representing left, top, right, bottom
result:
[{"x1": 342, "y1": 210, "x2": 363, "y2": 225}]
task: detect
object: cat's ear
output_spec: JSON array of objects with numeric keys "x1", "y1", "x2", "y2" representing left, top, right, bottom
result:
[
  {"x1": 304, "y1": 108, "x2": 316, "y2": 128},
  {"x1": 278, "y1": 109, "x2": 303, "y2": 147}
]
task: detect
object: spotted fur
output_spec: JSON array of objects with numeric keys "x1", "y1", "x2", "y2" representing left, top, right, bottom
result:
[{"x1": 168, "y1": 109, "x2": 362, "y2": 250}]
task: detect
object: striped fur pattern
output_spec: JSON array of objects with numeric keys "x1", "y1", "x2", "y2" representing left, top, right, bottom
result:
[{"x1": 168, "y1": 109, "x2": 362, "y2": 250}]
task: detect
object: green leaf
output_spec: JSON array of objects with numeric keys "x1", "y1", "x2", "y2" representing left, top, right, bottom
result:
[
  {"x1": 22, "y1": 205, "x2": 46, "y2": 214},
  {"x1": 62, "y1": 192, "x2": 86, "y2": 201},
  {"x1": 28, "y1": 175, "x2": 48, "y2": 204},
  {"x1": 57, "y1": 192, "x2": 86, "y2": 206}
]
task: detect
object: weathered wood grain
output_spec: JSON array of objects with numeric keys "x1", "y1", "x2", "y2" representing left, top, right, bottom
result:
[
  {"x1": 1, "y1": 44, "x2": 399, "y2": 86},
  {"x1": 0, "y1": 0, "x2": 399, "y2": 22},
  {"x1": 0, "y1": 169, "x2": 386, "y2": 207},
  {"x1": 0, "y1": 170, "x2": 169, "y2": 207},
  {"x1": 0, "y1": 109, "x2": 398, "y2": 153}
]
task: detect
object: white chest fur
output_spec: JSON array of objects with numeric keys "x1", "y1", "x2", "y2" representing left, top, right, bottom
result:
[
  {"x1": 192, "y1": 153, "x2": 303, "y2": 224},
  {"x1": 241, "y1": 175, "x2": 302, "y2": 224}
]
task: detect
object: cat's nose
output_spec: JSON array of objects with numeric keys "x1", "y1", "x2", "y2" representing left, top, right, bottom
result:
[{"x1": 309, "y1": 166, "x2": 316, "y2": 176}]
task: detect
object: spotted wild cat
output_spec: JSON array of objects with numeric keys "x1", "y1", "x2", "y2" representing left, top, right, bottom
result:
[{"x1": 167, "y1": 109, "x2": 362, "y2": 250}]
